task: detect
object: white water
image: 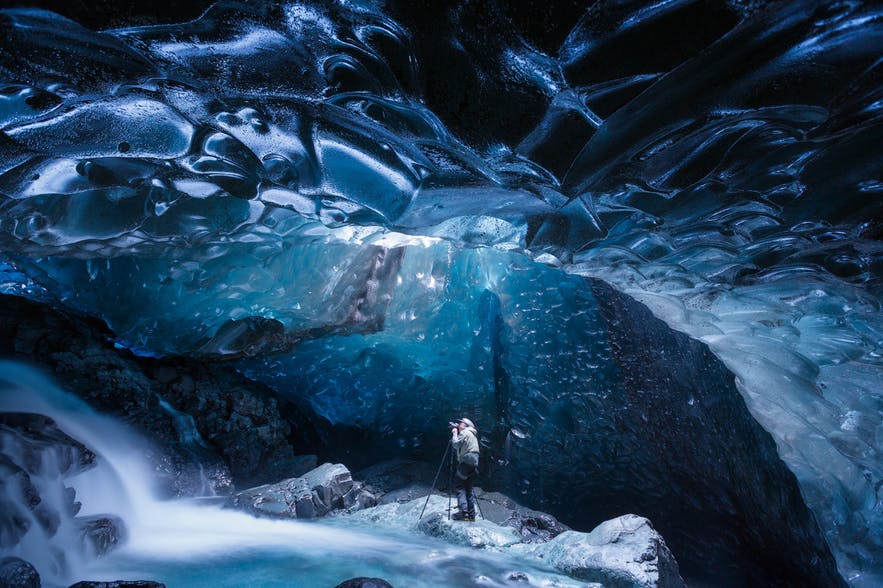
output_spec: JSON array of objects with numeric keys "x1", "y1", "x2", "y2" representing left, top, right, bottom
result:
[{"x1": 0, "y1": 361, "x2": 582, "y2": 587}]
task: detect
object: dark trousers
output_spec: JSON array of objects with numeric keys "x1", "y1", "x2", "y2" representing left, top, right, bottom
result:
[{"x1": 455, "y1": 462, "x2": 477, "y2": 516}]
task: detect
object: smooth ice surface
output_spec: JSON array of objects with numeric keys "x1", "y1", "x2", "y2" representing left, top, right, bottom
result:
[{"x1": 1, "y1": 0, "x2": 882, "y2": 585}]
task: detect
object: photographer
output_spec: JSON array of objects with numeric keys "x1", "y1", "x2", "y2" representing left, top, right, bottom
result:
[{"x1": 450, "y1": 417, "x2": 479, "y2": 521}]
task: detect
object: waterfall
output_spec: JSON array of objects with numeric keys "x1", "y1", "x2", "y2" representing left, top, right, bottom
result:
[
  {"x1": 0, "y1": 361, "x2": 404, "y2": 581},
  {"x1": 0, "y1": 360, "x2": 157, "y2": 583},
  {"x1": 0, "y1": 360, "x2": 576, "y2": 588}
]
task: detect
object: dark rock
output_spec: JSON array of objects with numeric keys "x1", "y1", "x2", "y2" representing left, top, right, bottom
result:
[
  {"x1": 0, "y1": 456, "x2": 38, "y2": 548},
  {"x1": 69, "y1": 582, "x2": 165, "y2": 588},
  {"x1": 77, "y1": 515, "x2": 127, "y2": 555},
  {"x1": 471, "y1": 490, "x2": 569, "y2": 542},
  {"x1": 354, "y1": 459, "x2": 438, "y2": 505},
  {"x1": 0, "y1": 417, "x2": 128, "y2": 576},
  {"x1": 334, "y1": 578, "x2": 393, "y2": 588},
  {"x1": 0, "y1": 294, "x2": 330, "y2": 495},
  {"x1": 0, "y1": 416, "x2": 106, "y2": 543},
  {"x1": 140, "y1": 355, "x2": 328, "y2": 489},
  {"x1": 0, "y1": 413, "x2": 96, "y2": 477},
  {"x1": 230, "y1": 476, "x2": 313, "y2": 519},
  {"x1": 0, "y1": 557, "x2": 40, "y2": 588}
]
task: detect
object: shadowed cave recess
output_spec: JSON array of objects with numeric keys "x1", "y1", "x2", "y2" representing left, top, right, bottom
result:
[{"x1": 0, "y1": 0, "x2": 881, "y2": 586}]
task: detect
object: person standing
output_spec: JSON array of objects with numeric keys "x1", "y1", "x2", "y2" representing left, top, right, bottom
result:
[{"x1": 450, "y1": 417, "x2": 479, "y2": 521}]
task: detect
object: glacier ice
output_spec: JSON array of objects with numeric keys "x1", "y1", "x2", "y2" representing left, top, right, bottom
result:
[{"x1": 0, "y1": 0, "x2": 882, "y2": 586}]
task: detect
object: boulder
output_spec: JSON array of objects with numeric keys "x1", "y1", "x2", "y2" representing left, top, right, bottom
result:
[
  {"x1": 345, "y1": 494, "x2": 520, "y2": 550},
  {"x1": 303, "y1": 463, "x2": 355, "y2": 514},
  {"x1": 472, "y1": 491, "x2": 569, "y2": 542},
  {"x1": 228, "y1": 463, "x2": 377, "y2": 519},
  {"x1": 229, "y1": 476, "x2": 313, "y2": 518},
  {"x1": 514, "y1": 514, "x2": 685, "y2": 588},
  {"x1": 78, "y1": 515, "x2": 127, "y2": 555},
  {"x1": 418, "y1": 512, "x2": 521, "y2": 551},
  {"x1": 0, "y1": 557, "x2": 40, "y2": 588}
]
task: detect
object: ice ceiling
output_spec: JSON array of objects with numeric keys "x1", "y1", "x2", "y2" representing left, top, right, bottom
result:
[{"x1": 0, "y1": 0, "x2": 881, "y2": 585}]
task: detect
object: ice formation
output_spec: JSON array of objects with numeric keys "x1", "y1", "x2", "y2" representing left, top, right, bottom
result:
[{"x1": 0, "y1": 1, "x2": 881, "y2": 586}]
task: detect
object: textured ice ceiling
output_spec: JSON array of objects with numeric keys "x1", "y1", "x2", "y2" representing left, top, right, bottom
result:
[{"x1": 0, "y1": 0, "x2": 881, "y2": 585}]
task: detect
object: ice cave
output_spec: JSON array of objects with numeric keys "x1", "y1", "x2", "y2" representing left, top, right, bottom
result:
[{"x1": 0, "y1": 0, "x2": 881, "y2": 587}]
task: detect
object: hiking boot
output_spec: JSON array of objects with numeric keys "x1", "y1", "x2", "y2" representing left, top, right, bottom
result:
[{"x1": 452, "y1": 512, "x2": 475, "y2": 522}]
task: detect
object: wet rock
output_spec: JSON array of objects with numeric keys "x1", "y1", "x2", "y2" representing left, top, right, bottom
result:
[
  {"x1": 0, "y1": 416, "x2": 109, "y2": 544},
  {"x1": 137, "y1": 352, "x2": 326, "y2": 490},
  {"x1": 472, "y1": 491, "x2": 569, "y2": 542},
  {"x1": 0, "y1": 557, "x2": 40, "y2": 588},
  {"x1": 418, "y1": 511, "x2": 521, "y2": 550},
  {"x1": 514, "y1": 514, "x2": 685, "y2": 588},
  {"x1": 77, "y1": 515, "x2": 127, "y2": 555},
  {"x1": 229, "y1": 463, "x2": 377, "y2": 519},
  {"x1": 230, "y1": 475, "x2": 313, "y2": 518},
  {"x1": 305, "y1": 463, "x2": 354, "y2": 514},
  {"x1": 334, "y1": 578, "x2": 393, "y2": 588},
  {"x1": 0, "y1": 413, "x2": 96, "y2": 477},
  {"x1": 0, "y1": 456, "x2": 39, "y2": 548},
  {"x1": 0, "y1": 411, "x2": 129, "y2": 582}
]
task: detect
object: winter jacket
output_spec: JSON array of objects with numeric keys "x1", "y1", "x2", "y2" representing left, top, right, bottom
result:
[{"x1": 452, "y1": 426, "x2": 479, "y2": 467}]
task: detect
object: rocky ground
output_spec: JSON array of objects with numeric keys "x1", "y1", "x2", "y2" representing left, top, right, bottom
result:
[{"x1": 224, "y1": 458, "x2": 686, "y2": 588}]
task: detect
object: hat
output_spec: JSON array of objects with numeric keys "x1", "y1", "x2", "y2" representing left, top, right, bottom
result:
[{"x1": 458, "y1": 417, "x2": 475, "y2": 429}]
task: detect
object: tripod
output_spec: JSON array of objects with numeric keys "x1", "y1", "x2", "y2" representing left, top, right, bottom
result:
[{"x1": 418, "y1": 439, "x2": 486, "y2": 522}]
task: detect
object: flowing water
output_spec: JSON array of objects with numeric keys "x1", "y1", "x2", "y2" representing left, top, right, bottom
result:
[{"x1": 0, "y1": 361, "x2": 584, "y2": 588}]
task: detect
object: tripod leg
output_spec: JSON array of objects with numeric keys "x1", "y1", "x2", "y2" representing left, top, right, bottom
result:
[
  {"x1": 418, "y1": 440, "x2": 451, "y2": 522},
  {"x1": 448, "y1": 452, "x2": 454, "y2": 520}
]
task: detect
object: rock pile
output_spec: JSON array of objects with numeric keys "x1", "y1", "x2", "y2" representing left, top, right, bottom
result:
[{"x1": 228, "y1": 463, "x2": 378, "y2": 519}]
